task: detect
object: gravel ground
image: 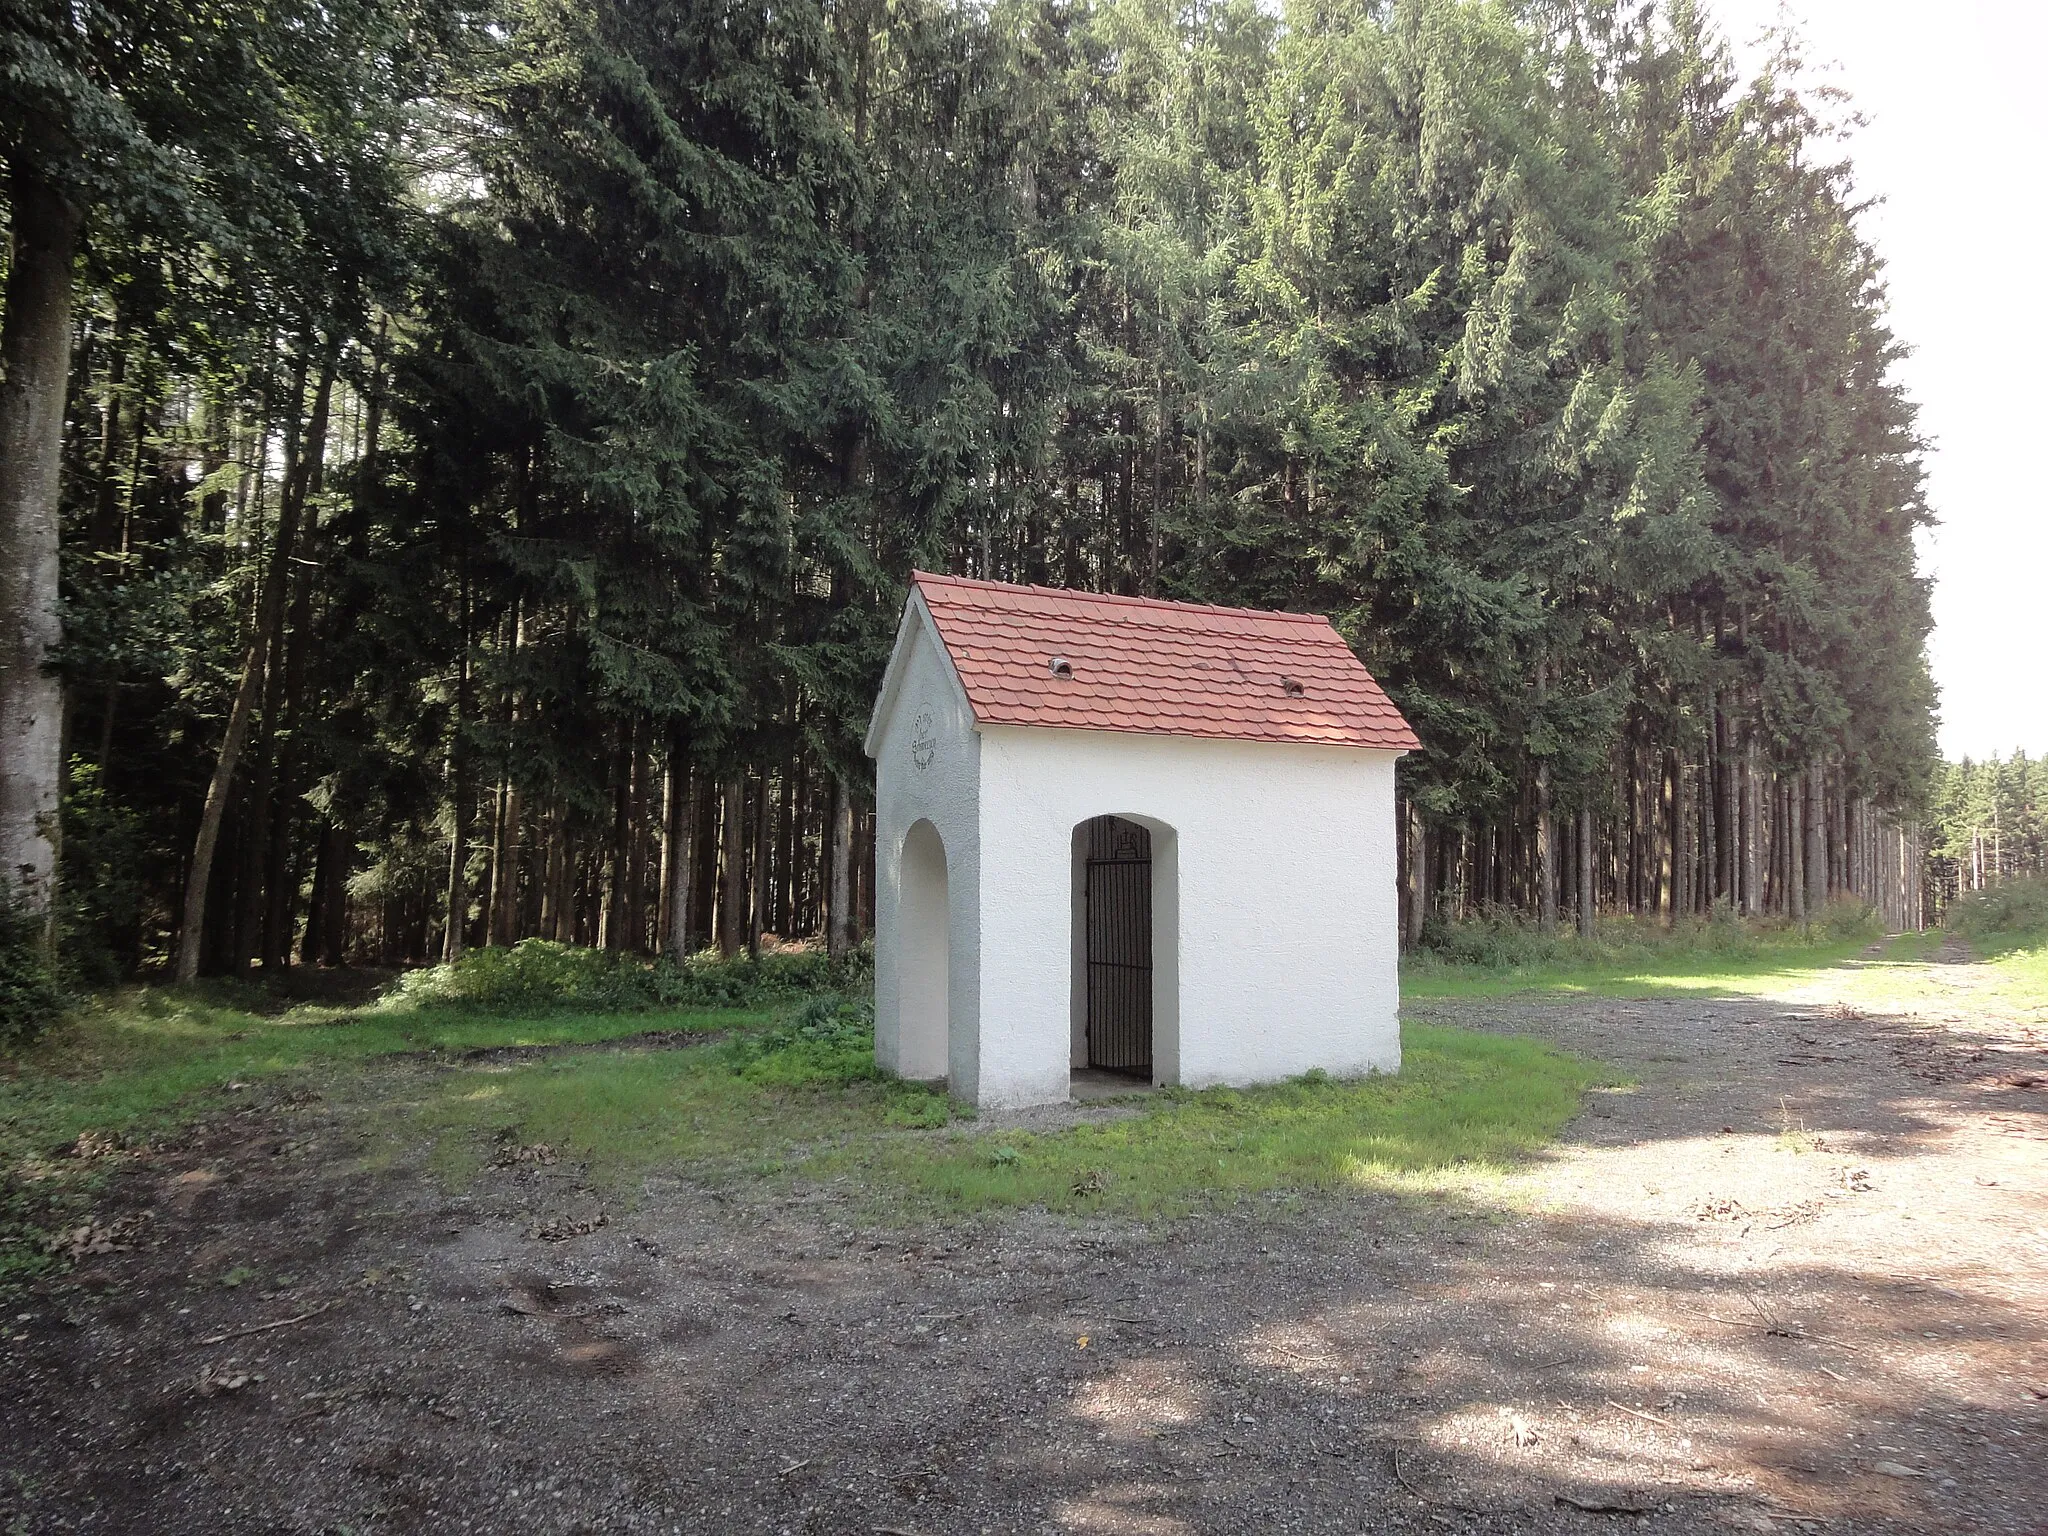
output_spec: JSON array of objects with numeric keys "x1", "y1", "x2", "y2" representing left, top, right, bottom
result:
[{"x1": 3, "y1": 942, "x2": 2043, "y2": 1536}]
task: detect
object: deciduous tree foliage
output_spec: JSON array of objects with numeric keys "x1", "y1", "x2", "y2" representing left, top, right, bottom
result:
[{"x1": 1, "y1": 0, "x2": 1939, "y2": 975}]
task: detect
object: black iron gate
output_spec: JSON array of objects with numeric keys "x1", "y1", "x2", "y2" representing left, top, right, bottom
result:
[{"x1": 1085, "y1": 815, "x2": 1152, "y2": 1075}]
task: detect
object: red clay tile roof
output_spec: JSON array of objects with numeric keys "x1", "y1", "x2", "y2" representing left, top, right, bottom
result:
[{"x1": 911, "y1": 572, "x2": 1419, "y2": 751}]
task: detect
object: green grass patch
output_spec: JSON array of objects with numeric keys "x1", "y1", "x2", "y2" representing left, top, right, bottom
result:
[
  {"x1": 0, "y1": 982, "x2": 766, "y2": 1292},
  {"x1": 4, "y1": 948, "x2": 1626, "y2": 1284},
  {"x1": 1402, "y1": 905, "x2": 1887, "y2": 1001},
  {"x1": 1, "y1": 987, "x2": 758, "y2": 1157},
  {"x1": 812, "y1": 1024, "x2": 1609, "y2": 1219},
  {"x1": 386, "y1": 990, "x2": 949, "y2": 1186},
  {"x1": 393, "y1": 1042, "x2": 948, "y2": 1189},
  {"x1": 1981, "y1": 946, "x2": 2048, "y2": 1011},
  {"x1": 386, "y1": 1019, "x2": 1607, "y2": 1223}
]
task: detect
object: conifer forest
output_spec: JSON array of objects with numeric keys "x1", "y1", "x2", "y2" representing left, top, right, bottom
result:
[{"x1": 2, "y1": 0, "x2": 1962, "y2": 981}]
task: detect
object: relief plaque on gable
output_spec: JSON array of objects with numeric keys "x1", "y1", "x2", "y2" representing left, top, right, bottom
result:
[{"x1": 910, "y1": 706, "x2": 937, "y2": 771}]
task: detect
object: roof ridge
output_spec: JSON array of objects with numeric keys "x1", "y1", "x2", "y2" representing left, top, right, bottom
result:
[{"x1": 911, "y1": 570, "x2": 1331, "y2": 627}]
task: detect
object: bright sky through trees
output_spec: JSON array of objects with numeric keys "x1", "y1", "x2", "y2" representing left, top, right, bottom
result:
[{"x1": 1712, "y1": 0, "x2": 2048, "y2": 758}]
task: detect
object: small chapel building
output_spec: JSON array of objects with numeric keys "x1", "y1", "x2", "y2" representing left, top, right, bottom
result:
[{"x1": 865, "y1": 572, "x2": 1421, "y2": 1109}]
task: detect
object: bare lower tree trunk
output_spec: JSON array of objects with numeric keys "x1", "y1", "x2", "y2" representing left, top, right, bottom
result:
[
  {"x1": 601, "y1": 722, "x2": 630, "y2": 950},
  {"x1": 1576, "y1": 806, "x2": 1595, "y2": 940},
  {"x1": 1788, "y1": 776, "x2": 1806, "y2": 924},
  {"x1": 306, "y1": 819, "x2": 348, "y2": 967},
  {"x1": 548, "y1": 805, "x2": 574, "y2": 942},
  {"x1": 175, "y1": 341, "x2": 335, "y2": 980},
  {"x1": 488, "y1": 778, "x2": 521, "y2": 946},
  {"x1": 1404, "y1": 800, "x2": 1427, "y2": 948},
  {"x1": 1742, "y1": 731, "x2": 1763, "y2": 917},
  {"x1": 827, "y1": 777, "x2": 853, "y2": 959},
  {"x1": 747, "y1": 772, "x2": 769, "y2": 958},
  {"x1": 627, "y1": 730, "x2": 651, "y2": 952},
  {"x1": 443, "y1": 558, "x2": 475, "y2": 963},
  {"x1": 1702, "y1": 692, "x2": 1719, "y2": 908},
  {"x1": 1804, "y1": 763, "x2": 1828, "y2": 921},
  {"x1": 0, "y1": 167, "x2": 83, "y2": 929},
  {"x1": 1535, "y1": 762, "x2": 1556, "y2": 935},
  {"x1": 663, "y1": 756, "x2": 694, "y2": 963},
  {"x1": 718, "y1": 776, "x2": 745, "y2": 958},
  {"x1": 300, "y1": 820, "x2": 334, "y2": 965}
]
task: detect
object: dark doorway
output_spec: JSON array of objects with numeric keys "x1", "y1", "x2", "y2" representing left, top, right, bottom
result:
[{"x1": 1084, "y1": 815, "x2": 1152, "y2": 1075}]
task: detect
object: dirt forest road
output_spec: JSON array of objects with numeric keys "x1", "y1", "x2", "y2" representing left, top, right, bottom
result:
[{"x1": 4, "y1": 944, "x2": 2044, "y2": 1536}]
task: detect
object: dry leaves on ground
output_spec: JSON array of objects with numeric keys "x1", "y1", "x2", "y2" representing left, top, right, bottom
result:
[
  {"x1": 42, "y1": 1213, "x2": 149, "y2": 1259},
  {"x1": 529, "y1": 1212, "x2": 608, "y2": 1242}
]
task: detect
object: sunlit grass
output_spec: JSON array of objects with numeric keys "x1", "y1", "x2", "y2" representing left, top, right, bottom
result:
[
  {"x1": 0, "y1": 986, "x2": 766, "y2": 1291},
  {"x1": 809, "y1": 1024, "x2": 1611, "y2": 1220},
  {"x1": 386, "y1": 1042, "x2": 949, "y2": 1188},
  {"x1": 1401, "y1": 933, "x2": 1887, "y2": 1001},
  {"x1": 0, "y1": 987, "x2": 757, "y2": 1159},
  {"x1": 381, "y1": 1021, "x2": 1611, "y2": 1222}
]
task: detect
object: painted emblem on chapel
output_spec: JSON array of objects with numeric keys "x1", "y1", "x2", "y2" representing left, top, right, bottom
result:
[{"x1": 910, "y1": 707, "x2": 937, "y2": 771}]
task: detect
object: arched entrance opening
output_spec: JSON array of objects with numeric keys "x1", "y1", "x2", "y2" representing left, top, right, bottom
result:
[
  {"x1": 1070, "y1": 814, "x2": 1179, "y2": 1086},
  {"x1": 897, "y1": 819, "x2": 950, "y2": 1082}
]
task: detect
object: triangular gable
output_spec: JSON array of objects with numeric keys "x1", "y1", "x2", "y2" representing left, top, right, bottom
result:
[{"x1": 863, "y1": 586, "x2": 976, "y2": 759}]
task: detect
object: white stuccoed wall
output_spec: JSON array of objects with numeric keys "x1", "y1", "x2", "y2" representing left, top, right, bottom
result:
[
  {"x1": 871, "y1": 599, "x2": 1404, "y2": 1110},
  {"x1": 974, "y1": 727, "x2": 1400, "y2": 1105},
  {"x1": 869, "y1": 603, "x2": 984, "y2": 1100}
]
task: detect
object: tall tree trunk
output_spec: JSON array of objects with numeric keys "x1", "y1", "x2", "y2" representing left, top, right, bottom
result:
[
  {"x1": 1535, "y1": 763, "x2": 1556, "y2": 935},
  {"x1": 262, "y1": 423, "x2": 334, "y2": 969},
  {"x1": 1576, "y1": 806, "x2": 1595, "y2": 940},
  {"x1": 1804, "y1": 763, "x2": 1828, "y2": 920},
  {"x1": 625, "y1": 724, "x2": 649, "y2": 951},
  {"x1": 1658, "y1": 749, "x2": 1677, "y2": 925},
  {"x1": 443, "y1": 556, "x2": 474, "y2": 962},
  {"x1": 855, "y1": 804, "x2": 874, "y2": 938},
  {"x1": 300, "y1": 820, "x2": 335, "y2": 965},
  {"x1": 1404, "y1": 799, "x2": 1427, "y2": 948},
  {"x1": 827, "y1": 777, "x2": 854, "y2": 960},
  {"x1": 0, "y1": 167, "x2": 83, "y2": 927},
  {"x1": 175, "y1": 340, "x2": 335, "y2": 980},
  {"x1": 480, "y1": 779, "x2": 506, "y2": 945},
  {"x1": 718, "y1": 775, "x2": 745, "y2": 958},
  {"x1": 748, "y1": 770, "x2": 769, "y2": 958},
  {"x1": 1702, "y1": 692, "x2": 1719, "y2": 908},
  {"x1": 543, "y1": 801, "x2": 570, "y2": 942},
  {"x1": 304, "y1": 818, "x2": 348, "y2": 967},
  {"x1": 1788, "y1": 776, "x2": 1806, "y2": 924},
  {"x1": 603, "y1": 720, "x2": 632, "y2": 950},
  {"x1": 88, "y1": 315, "x2": 130, "y2": 553},
  {"x1": 492, "y1": 781, "x2": 523, "y2": 946},
  {"x1": 663, "y1": 753, "x2": 694, "y2": 963},
  {"x1": 1742, "y1": 729, "x2": 1763, "y2": 917},
  {"x1": 775, "y1": 751, "x2": 796, "y2": 938}
]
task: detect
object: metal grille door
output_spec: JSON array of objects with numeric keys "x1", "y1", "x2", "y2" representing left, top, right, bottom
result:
[{"x1": 1085, "y1": 816, "x2": 1152, "y2": 1075}]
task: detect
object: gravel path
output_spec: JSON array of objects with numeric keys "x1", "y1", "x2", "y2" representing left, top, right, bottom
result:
[{"x1": 4, "y1": 943, "x2": 2042, "y2": 1535}]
